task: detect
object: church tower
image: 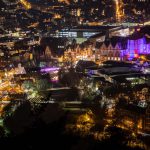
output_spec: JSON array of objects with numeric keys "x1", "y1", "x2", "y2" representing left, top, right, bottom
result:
[{"x1": 45, "y1": 46, "x2": 52, "y2": 59}]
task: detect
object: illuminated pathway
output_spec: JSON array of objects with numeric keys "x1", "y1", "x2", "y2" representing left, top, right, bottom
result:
[
  {"x1": 114, "y1": 0, "x2": 124, "y2": 22},
  {"x1": 143, "y1": 20, "x2": 150, "y2": 26},
  {"x1": 20, "y1": 0, "x2": 31, "y2": 9}
]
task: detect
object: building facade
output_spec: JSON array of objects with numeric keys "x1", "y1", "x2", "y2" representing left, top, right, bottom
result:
[{"x1": 95, "y1": 35, "x2": 150, "y2": 62}]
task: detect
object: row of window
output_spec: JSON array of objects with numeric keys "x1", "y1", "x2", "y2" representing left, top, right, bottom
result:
[{"x1": 107, "y1": 57, "x2": 121, "y2": 61}]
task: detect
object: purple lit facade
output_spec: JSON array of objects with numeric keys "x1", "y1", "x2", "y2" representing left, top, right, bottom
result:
[
  {"x1": 121, "y1": 36, "x2": 150, "y2": 60},
  {"x1": 96, "y1": 36, "x2": 150, "y2": 62},
  {"x1": 40, "y1": 67, "x2": 60, "y2": 82},
  {"x1": 40, "y1": 67, "x2": 60, "y2": 72}
]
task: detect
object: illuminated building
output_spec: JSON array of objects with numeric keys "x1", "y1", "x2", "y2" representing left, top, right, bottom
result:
[
  {"x1": 95, "y1": 42, "x2": 122, "y2": 62},
  {"x1": 14, "y1": 63, "x2": 26, "y2": 75},
  {"x1": 63, "y1": 31, "x2": 150, "y2": 65},
  {"x1": 95, "y1": 34, "x2": 150, "y2": 62},
  {"x1": 63, "y1": 44, "x2": 95, "y2": 64},
  {"x1": 116, "y1": 102, "x2": 150, "y2": 133},
  {"x1": 56, "y1": 28, "x2": 100, "y2": 44},
  {"x1": 123, "y1": 0, "x2": 149, "y2": 16},
  {"x1": 124, "y1": 34, "x2": 150, "y2": 60}
]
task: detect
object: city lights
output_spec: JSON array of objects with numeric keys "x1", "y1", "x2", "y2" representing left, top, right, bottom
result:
[
  {"x1": 0, "y1": 0, "x2": 150, "y2": 148},
  {"x1": 114, "y1": 0, "x2": 124, "y2": 22},
  {"x1": 20, "y1": 0, "x2": 31, "y2": 9}
]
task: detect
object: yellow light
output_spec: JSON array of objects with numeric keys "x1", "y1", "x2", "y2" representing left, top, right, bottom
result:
[
  {"x1": 77, "y1": 9, "x2": 81, "y2": 17},
  {"x1": 20, "y1": 0, "x2": 31, "y2": 9},
  {"x1": 140, "y1": 55, "x2": 146, "y2": 60},
  {"x1": 115, "y1": 0, "x2": 124, "y2": 22},
  {"x1": 58, "y1": 0, "x2": 70, "y2": 5},
  {"x1": 54, "y1": 14, "x2": 61, "y2": 19}
]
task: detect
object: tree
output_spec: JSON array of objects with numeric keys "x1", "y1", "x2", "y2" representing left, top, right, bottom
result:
[
  {"x1": 3, "y1": 101, "x2": 33, "y2": 135},
  {"x1": 39, "y1": 103, "x2": 65, "y2": 124},
  {"x1": 35, "y1": 78, "x2": 51, "y2": 91},
  {"x1": 2, "y1": 101, "x2": 16, "y2": 119},
  {"x1": 104, "y1": 126, "x2": 131, "y2": 147},
  {"x1": 72, "y1": 39, "x2": 77, "y2": 50},
  {"x1": 91, "y1": 103, "x2": 107, "y2": 132},
  {"x1": 59, "y1": 67, "x2": 82, "y2": 87},
  {"x1": 73, "y1": 109, "x2": 95, "y2": 136},
  {"x1": 103, "y1": 86, "x2": 117, "y2": 99},
  {"x1": 0, "y1": 126, "x2": 5, "y2": 138}
]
